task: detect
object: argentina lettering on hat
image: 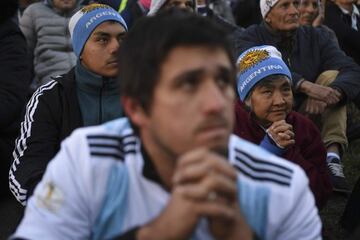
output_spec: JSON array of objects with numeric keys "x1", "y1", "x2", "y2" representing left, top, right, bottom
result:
[
  {"x1": 68, "y1": 3, "x2": 128, "y2": 57},
  {"x1": 236, "y1": 45, "x2": 292, "y2": 101}
]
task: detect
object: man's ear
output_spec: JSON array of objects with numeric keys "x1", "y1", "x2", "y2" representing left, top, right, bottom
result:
[
  {"x1": 265, "y1": 17, "x2": 271, "y2": 24},
  {"x1": 121, "y1": 96, "x2": 148, "y2": 128}
]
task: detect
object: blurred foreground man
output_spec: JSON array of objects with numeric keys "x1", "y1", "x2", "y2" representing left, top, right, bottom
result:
[{"x1": 13, "y1": 11, "x2": 321, "y2": 240}]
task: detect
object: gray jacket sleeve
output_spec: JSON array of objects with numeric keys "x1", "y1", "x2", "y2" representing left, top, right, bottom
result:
[{"x1": 19, "y1": 5, "x2": 37, "y2": 54}]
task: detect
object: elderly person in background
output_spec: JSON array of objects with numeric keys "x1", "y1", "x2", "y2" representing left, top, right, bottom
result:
[
  {"x1": 234, "y1": 0, "x2": 360, "y2": 193},
  {"x1": 298, "y1": 0, "x2": 339, "y2": 43},
  {"x1": 234, "y1": 45, "x2": 331, "y2": 209},
  {"x1": 298, "y1": 0, "x2": 323, "y2": 26}
]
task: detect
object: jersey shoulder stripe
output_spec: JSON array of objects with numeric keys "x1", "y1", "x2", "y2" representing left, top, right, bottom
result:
[
  {"x1": 233, "y1": 148, "x2": 293, "y2": 187},
  {"x1": 86, "y1": 133, "x2": 137, "y2": 161},
  {"x1": 229, "y1": 135, "x2": 295, "y2": 187},
  {"x1": 235, "y1": 148, "x2": 293, "y2": 176}
]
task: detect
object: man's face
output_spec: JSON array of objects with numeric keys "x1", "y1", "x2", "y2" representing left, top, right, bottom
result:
[
  {"x1": 266, "y1": 0, "x2": 300, "y2": 31},
  {"x1": 53, "y1": 0, "x2": 76, "y2": 12},
  {"x1": 246, "y1": 76, "x2": 293, "y2": 127},
  {"x1": 163, "y1": 0, "x2": 195, "y2": 12},
  {"x1": 136, "y1": 46, "x2": 235, "y2": 158},
  {"x1": 299, "y1": 0, "x2": 319, "y2": 25},
  {"x1": 81, "y1": 21, "x2": 126, "y2": 78}
]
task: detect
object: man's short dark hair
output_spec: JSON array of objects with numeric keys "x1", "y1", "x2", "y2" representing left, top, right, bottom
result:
[{"x1": 119, "y1": 9, "x2": 235, "y2": 112}]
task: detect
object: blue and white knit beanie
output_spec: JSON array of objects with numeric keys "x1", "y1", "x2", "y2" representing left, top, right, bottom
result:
[
  {"x1": 260, "y1": 0, "x2": 320, "y2": 18},
  {"x1": 236, "y1": 45, "x2": 292, "y2": 101},
  {"x1": 68, "y1": 3, "x2": 128, "y2": 58}
]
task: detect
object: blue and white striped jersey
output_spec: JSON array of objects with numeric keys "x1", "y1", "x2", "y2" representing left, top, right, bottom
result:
[{"x1": 14, "y1": 118, "x2": 322, "y2": 240}]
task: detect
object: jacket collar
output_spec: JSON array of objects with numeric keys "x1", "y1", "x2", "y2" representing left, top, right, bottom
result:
[{"x1": 75, "y1": 62, "x2": 120, "y2": 96}]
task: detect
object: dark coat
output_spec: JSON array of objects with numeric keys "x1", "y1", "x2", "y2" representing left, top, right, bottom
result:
[
  {"x1": 9, "y1": 69, "x2": 83, "y2": 204},
  {"x1": 233, "y1": 23, "x2": 360, "y2": 108},
  {"x1": 0, "y1": 18, "x2": 31, "y2": 198},
  {"x1": 232, "y1": 0, "x2": 261, "y2": 28},
  {"x1": 234, "y1": 100, "x2": 332, "y2": 209},
  {"x1": 324, "y1": 2, "x2": 360, "y2": 65}
]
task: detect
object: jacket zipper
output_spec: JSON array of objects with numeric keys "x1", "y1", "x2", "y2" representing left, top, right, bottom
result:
[
  {"x1": 99, "y1": 78, "x2": 109, "y2": 124},
  {"x1": 287, "y1": 57, "x2": 292, "y2": 68},
  {"x1": 65, "y1": 17, "x2": 72, "y2": 66}
]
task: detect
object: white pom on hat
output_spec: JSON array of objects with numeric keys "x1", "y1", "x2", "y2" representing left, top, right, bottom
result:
[{"x1": 260, "y1": 0, "x2": 280, "y2": 18}]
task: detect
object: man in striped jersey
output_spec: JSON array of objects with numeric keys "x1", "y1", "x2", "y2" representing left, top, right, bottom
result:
[{"x1": 13, "y1": 10, "x2": 322, "y2": 240}]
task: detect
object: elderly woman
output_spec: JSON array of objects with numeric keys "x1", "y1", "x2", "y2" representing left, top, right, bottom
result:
[{"x1": 234, "y1": 45, "x2": 332, "y2": 210}]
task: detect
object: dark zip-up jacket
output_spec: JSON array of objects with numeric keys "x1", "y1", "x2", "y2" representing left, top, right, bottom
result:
[
  {"x1": 9, "y1": 67, "x2": 122, "y2": 205},
  {"x1": 0, "y1": 18, "x2": 31, "y2": 198},
  {"x1": 324, "y1": 3, "x2": 360, "y2": 65},
  {"x1": 233, "y1": 22, "x2": 360, "y2": 108}
]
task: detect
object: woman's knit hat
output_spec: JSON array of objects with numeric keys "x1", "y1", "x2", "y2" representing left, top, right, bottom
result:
[
  {"x1": 236, "y1": 45, "x2": 292, "y2": 101},
  {"x1": 68, "y1": 3, "x2": 128, "y2": 57}
]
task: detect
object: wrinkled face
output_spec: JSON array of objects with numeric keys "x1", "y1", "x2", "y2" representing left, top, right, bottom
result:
[
  {"x1": 266, "y1": 0, "x2": 300, "y2": 31},
  {"x1": 133, "y1": 46, "x2": 235, "y2": 158},
  {"x1": 81, "y1": 21, "x2": 126, "y2": 78},
  {"x1": 163, "y1": 0, "x2": 195, "y2": 12},
  {"x1": 299, "y1": 0, "x2": 319, "y2": 25},
  {"x1": 53, "y1": 0, "x2": 76, "y2": 11},
  {"x1": 245, "y1": 76, "x2": 293, "y2": 127}
]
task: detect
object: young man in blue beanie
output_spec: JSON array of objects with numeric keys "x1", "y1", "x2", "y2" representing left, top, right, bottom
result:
[
  {"x1": 234, "y1": 45, "x2": 331, "y2": 210},
  {"x1": 13, "y1": 11, "x2": 320, "y2": 240},
  {"x1": 9, "y1": 3, "x2": 128, "y2": 206}
]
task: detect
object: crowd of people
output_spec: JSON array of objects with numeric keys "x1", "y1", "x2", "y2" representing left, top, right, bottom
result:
[{"x1": 1, "y1": 0, "x2": 360, "y2": 239}]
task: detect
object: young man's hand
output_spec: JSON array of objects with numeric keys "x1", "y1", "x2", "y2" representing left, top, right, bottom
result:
[
  {"x1": 173, "y1": 149, "x2": 253, "y2": 240},
  {"x1": 137, "y1": 148, "x2": 253, "y2": 240}
]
